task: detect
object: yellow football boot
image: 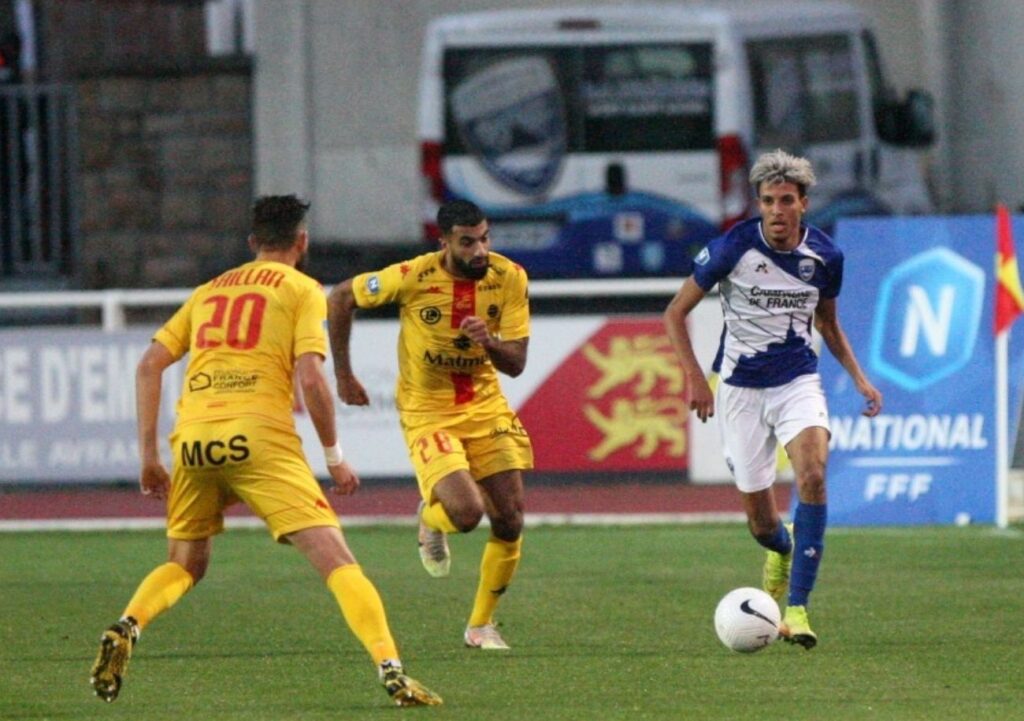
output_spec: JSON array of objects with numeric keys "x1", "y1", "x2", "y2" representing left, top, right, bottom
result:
[
  {"x1": 780, "y1": 604, "x2": 817, "y2": 650},
  {"x1": 763, "y1": 522, "x2": 794, "y2": 603}
]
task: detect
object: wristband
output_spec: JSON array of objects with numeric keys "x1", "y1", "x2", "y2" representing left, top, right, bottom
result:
[{"x1": 324, "y1": 442, "x2": 344, "y2": 466}]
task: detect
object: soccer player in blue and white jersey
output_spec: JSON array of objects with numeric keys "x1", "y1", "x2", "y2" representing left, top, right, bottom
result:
[{"x1": 664, "y1": 149, "x2": 882, "y2": 648}]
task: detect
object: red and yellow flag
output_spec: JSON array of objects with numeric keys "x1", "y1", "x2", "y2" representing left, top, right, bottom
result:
[{"x1": 995, "y1": 203, "x2": 1024, "y2": 335}]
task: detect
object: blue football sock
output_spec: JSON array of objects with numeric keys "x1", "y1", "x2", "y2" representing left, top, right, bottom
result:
[
  {"x1": 789, "y1": 502, "x2": 826, "y2": 607},
  {"x1": 755, "y1": 520, "x2": 793, "y2": 555}
]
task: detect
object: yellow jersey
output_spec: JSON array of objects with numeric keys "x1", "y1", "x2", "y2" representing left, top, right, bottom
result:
[
  {"x1": 352, "y1": 251, "x2": 530, "y2": 414},
  {"x1": 154, "y1": 259, "x2": 327, "y2": 429}
]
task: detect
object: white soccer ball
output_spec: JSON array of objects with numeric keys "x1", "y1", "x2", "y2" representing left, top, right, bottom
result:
[{"x1": 714, "y1": 587, "x2": 782, "y2": 653}]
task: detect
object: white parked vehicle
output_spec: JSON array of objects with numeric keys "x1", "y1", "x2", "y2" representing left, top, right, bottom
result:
[{"x1": 418, "y1": 2, "x2": 934, "y2": 277}]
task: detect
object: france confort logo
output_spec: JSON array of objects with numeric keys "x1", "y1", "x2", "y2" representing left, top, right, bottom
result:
[
  {"x1": 869, "y1": 247, "x2": 985, "y2": 391},
  {"x1": 451, "y1": 56, "x2": 566, "y2": 196}
]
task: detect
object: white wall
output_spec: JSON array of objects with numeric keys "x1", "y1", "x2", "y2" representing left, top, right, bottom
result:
[{"x1": 946, "y1": 0, "x2": 1024, "y2": 213}]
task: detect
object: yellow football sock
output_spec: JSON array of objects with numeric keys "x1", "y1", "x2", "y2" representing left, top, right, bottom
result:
[
  {"x1": 420, "y1": 500, "x2": 458, "y2": 534},
  {"x1": 122, "y1": 562, "x2": 194, "y2": 630},
  {"x1": 468, "y1": 535, "x2": 522, "y2": 627},
  {"x1": 326, "y1": 564, "x2": 399, "y2": 665}
]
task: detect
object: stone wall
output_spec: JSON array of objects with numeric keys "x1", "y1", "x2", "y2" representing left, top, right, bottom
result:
[
  {"x1": 24, "y1": 0, "x2": 253, "y2": 291},
  {"x1": 76, "y1": 61, "x2": 253, "y2": 289}
]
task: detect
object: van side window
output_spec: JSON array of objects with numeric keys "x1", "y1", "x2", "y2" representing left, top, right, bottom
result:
[{"x1": 747, "y1": 34, "x2": 860, "y2": 147}]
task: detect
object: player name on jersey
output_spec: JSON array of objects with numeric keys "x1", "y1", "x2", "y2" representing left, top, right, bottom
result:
[{"x1": 209, "y1": 267, "x2": 286, "y2": 289}]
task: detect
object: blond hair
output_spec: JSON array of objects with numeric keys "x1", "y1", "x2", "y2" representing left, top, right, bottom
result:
[{"x1": 749, "y1": 149, "x2": 817, "y2": 195}]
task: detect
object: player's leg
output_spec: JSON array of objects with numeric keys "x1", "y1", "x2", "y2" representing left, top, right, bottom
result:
[
  {"x1": 779, "y1": 425, "x2": 829, "y2": 648},
  {"x1": 418, "y1": 469, "x2": 486, "y2": 576},
  {"x1": 286, "y1": 526, "x2": 441, "y2": 707},
  {"x1": 741, "y1": 489, "x2": 793, "y2": 602},
  {"x1": 286, "y1": 526, "x2": 393, "y2": 661},
  {"x1": 773, "y1": 375, "x2": 831, "y2": 649},
  {"x1": 462, "y1": 468, "x2": 525, "y2": 650},
  {"x1": 716, "y1": 383, "x2": 795, "y2": 604},
  {"x1": 90, "y1": 538, "x2": 207, "y2": 702},
  {"x1": 90, "y1": 442, "x2": 222, "y2": 703},
  {"x1": 717, "y1": 384, "x2": 789, "y2": 546},
  {"x1": 127, "y1": 538, "x2": 207, "y2": 627},
  {"x1": 462, "y1": 409, "x2": 532, "y2": 650},
  {"x1": 240, "y1": 424, "x2": 440, "y2": 707},
  {"x1": 428, "y1": 469, "x2": 488, "y2": 530},
  {"x1": 404, "y1": 416, "x2": 485, "y2": 576}
]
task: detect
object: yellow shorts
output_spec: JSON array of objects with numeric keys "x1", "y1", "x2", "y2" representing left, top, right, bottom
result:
[
  {"x1": 167, "y1": 417, "x2": 339, "y2": 542},
  {"x1": 400, "y1": 402, "x2": 533, "y2": 500}
]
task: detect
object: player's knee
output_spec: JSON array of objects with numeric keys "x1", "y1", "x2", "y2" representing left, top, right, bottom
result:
[
  {"x1": 168, "y1": 540, "x2": 210, "y2": 584},
  {"x1": 796, "y1": 466, "x2": 826, "y2": 500},
  {"x1": 448, "y1": 504, "x2": 485, "y2": 532},
  {"x1": 180, "y1": 558, "x2": 207, "y2": 584},
  {"x1": 490, "y1": 510, "x2": 523, "y2": 541}
]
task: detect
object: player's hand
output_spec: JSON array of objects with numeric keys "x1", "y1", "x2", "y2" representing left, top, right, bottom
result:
[
  {"x1": 860, "y1": 381, "x2": 883, "y2": 418},
  {"x1": 687, "y1": 373, "x2": 715, "y2": 423},
  {"x1": 139, "y1": 460, "x2": 170, "y2": 500},
  {"x1": 459, "y1": 316, "x2": 494, "y2": 347},
  {"x1": 336, "y1": 373, "x2": 370, "y2": 406},
  {"x1": 328, "y1": 460, "x2": 360, "y2": 496}
]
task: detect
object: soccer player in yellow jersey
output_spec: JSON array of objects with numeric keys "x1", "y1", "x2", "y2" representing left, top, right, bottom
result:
[
  {"x1": 89, "y1": 195, "x2": 441, "y2": 707},
  {"x1": 327, "y1": 199, "x2": 532, "y2": 651}
]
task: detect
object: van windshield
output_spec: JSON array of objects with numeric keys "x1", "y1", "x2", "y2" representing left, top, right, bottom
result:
[
  {"x1": 443, "y1": 43, "x2": 715, "y2": 157},
  {"x1": 747, "y1": 34, "x2": 860, "y2": 146}
]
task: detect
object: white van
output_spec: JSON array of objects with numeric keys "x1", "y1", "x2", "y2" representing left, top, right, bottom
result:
[{"x1": 417, "y1": 2, "x2": 934, "y2": 277}]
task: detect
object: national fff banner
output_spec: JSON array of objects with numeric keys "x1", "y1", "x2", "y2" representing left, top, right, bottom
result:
[{"x1": 821, "y1": 216, "x2": 1024, "y2": 525}]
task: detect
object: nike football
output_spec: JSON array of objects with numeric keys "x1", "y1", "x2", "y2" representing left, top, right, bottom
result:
[{"x1": 714, "y1": 587, "x2": 781, "y2": 653}]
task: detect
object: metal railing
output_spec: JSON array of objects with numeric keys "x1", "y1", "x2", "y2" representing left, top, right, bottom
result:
[
  {"x1": 0, "y1": 279, "x2": 684, "y2": 331},
  {"x1": 0, "y1": 84, "x2": 79, "y2": 280}
]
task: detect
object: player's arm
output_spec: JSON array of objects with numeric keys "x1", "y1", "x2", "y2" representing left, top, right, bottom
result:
[
  {"x1": 814, "y1": 297, "x2": 882, "y2": 417},
  {"x1": 326, "y1": 278, "x2": 369, "y2": 406},
  {"x1": 295, "y1": 351, "x2": 360, "y2": 495},
  {"x1": 136, "y1": 340, "x2": 176, "y2": 499},
  {"x1": 459, "y1": 316, "x2": 528, "y2": 377},
  {"x1": 664, "y1": 276, "x2": 714, "y2": 422}
]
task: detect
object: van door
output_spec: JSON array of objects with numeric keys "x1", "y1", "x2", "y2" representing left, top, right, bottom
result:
[{"x1": 746, "y1": 33, "x2": 884, "y2": 231}]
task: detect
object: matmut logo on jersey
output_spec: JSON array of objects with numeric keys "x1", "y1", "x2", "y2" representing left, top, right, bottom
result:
[{"x1": 517, "y1": 320, "x2": 688, "y2": 471}]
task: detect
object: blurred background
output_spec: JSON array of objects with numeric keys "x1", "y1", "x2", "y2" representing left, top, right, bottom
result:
[{"x1": 0, "y1": 0, "x2": 1021, "y2": 295}]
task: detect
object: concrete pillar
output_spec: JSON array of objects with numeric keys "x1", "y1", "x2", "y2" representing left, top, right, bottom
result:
[{"x1": 251, "y1": 1, "x2": 313, "y2": 205}]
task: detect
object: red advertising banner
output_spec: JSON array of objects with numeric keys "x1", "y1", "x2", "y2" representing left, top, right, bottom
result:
[{"x1": 518, "y1": 319, "x2": 688, "y2": 471}]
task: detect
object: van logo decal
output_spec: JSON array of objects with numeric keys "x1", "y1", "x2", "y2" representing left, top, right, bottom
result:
[{"x1": 450, "y1": 56, "x2": 565, "y2": 196}]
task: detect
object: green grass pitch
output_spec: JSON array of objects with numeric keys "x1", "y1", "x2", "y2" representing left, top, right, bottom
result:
[{"x1": 1, "y1": 523, "x2": 1021, "y2": 720}]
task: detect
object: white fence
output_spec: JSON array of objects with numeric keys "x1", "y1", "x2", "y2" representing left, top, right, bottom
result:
[{"x1": 0, "y1": 279, "x2": 684, "y2": 331}]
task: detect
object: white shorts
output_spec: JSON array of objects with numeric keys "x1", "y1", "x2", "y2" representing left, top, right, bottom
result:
[{"x1": 716, "y1": 373, "x2": 830, "y2": 493}]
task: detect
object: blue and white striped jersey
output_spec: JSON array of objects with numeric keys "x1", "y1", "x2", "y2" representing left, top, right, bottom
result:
[{"x1": 692, "y1": 218, "x2": 843, "y2": 388}]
